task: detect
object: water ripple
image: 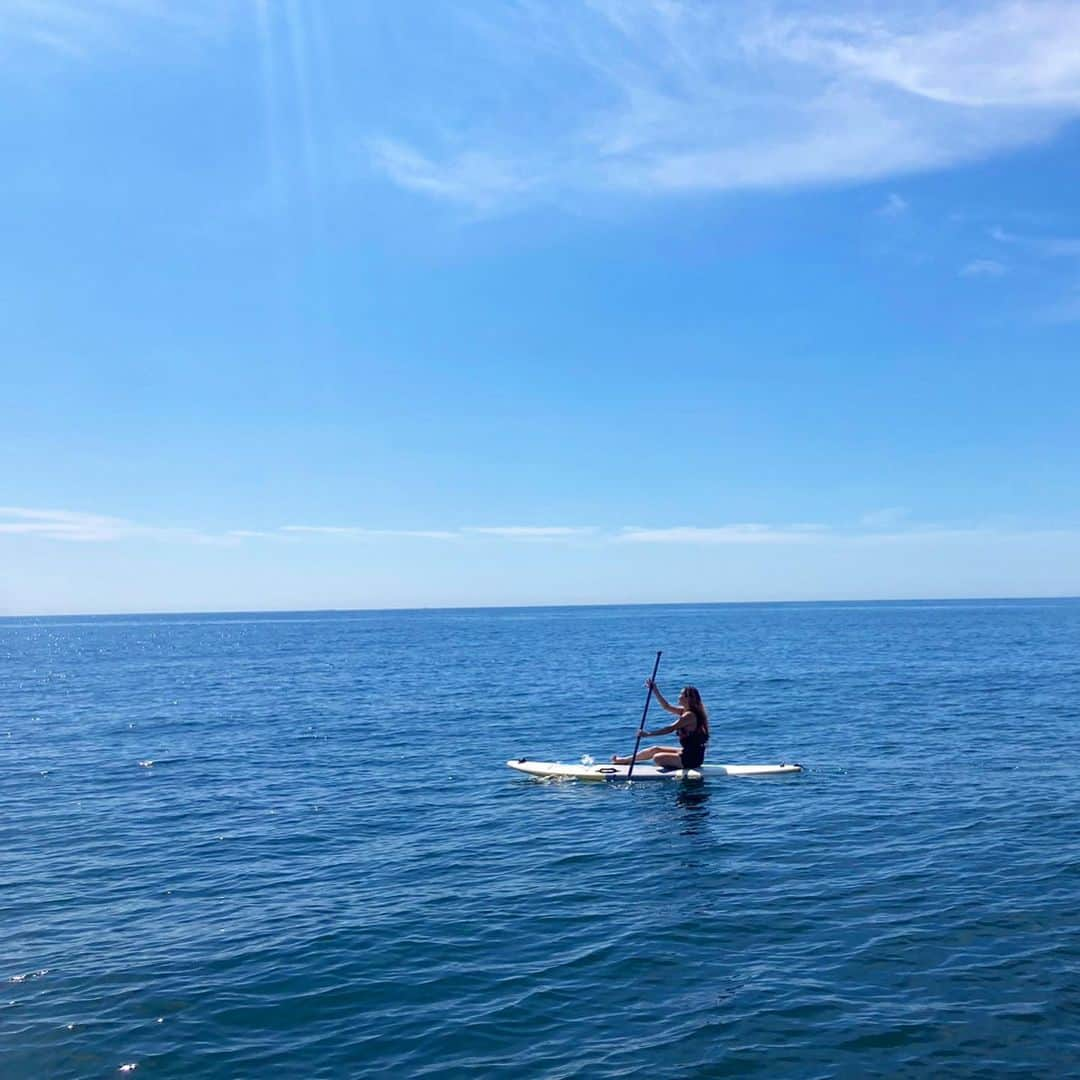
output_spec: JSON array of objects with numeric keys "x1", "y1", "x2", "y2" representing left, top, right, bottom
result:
[{"x1": 3, "y1": 602, "x2": 1079, "y2": 1077}]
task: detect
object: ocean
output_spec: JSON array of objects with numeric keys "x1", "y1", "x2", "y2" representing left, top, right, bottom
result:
[{"x1": 3, "y1": 600, "x2": 1079, "y2": 1077}]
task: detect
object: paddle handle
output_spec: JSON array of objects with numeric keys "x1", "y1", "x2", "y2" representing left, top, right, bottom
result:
[{"x1": 627, "y1": 650, "x2": 662, "y2": 780}]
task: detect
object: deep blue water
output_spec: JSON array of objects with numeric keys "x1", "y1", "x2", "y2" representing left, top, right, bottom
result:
[{"x1": 3, "y1": 600, "x2": 1079, "y2": 1078}]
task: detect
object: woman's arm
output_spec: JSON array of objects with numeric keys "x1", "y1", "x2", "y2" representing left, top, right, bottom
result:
[
  {"x1": 642, "y1": 712, "x2": 694, "y2": 738},
  {"x1": 648, "y1": 680, "x2": 682, "y2": 716},
  {"x1": 639, "y1": 712, "x2": 691, "y2": 738},
  {"x1": 642, "y1": 719, "x2": 680, "y2": 737}
]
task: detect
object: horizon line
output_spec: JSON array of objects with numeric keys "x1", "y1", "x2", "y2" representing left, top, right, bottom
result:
[{"x1": 2, "y1": 593, "x2": 1078, "y2": 621}]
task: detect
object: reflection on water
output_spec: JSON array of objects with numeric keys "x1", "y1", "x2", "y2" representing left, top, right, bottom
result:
[{"x1": 675, "y1": 782, "x2": 711, "y2": 835}]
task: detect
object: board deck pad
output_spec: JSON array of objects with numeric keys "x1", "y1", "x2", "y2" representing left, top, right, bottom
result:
[{"x1": 507, "y1": 759, "x2": 802, "y2": 781}]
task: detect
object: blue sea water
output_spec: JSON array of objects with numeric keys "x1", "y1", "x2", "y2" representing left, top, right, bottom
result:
[{"x1": 3, "y1": 600, "x2": 1079, "y2": 1078}]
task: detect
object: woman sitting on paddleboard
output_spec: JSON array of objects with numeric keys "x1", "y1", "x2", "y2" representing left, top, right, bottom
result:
[{"x1": 612, "y1": 682, "x2": 709, "y2": 770}]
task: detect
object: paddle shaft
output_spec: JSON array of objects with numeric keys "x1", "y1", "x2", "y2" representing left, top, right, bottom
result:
[{"x1": 626, "y1": 651, "x2": 663, "y2": 780}]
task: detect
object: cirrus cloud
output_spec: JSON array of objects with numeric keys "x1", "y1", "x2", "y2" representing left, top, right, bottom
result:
[
  {"x1": 365, "y1": 0, "x2": 1080, "y2": 208},
  {"x1": 0, "y1": 506, "x2": 229, "y2": 545}
]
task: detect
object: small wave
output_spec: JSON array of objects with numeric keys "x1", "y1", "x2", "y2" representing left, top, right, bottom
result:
[{"x1": 9, "y1": 969, "x2": 49, "y2": 984}]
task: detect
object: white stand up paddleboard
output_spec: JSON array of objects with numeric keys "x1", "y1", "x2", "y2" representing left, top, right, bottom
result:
[{"x1": 507, "y1": 759, "x2": 802, "y2": 781}]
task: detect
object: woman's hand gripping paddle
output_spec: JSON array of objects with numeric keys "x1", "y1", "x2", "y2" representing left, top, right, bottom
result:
[{"x1": 626, "y1": 651, "x2": 662, "y2": 780}]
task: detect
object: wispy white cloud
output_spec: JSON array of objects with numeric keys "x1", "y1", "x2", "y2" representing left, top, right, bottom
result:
[
  {"x1": 991, "y1": 225, "x2": 1080, "y2": 258},
  {"x1": 617, "y1": 524, "x2": 825, "y2": 545},
  {"x1": 0, "y1": 0, "x2": 226, "y2": 59},
  {"x1": 367, "y1": 138, "x2": 537, "y2": 214},
  {"x1": 960, "y1": 258, "x2": 1007, "y2": 277},
  {"x1": 616, "y1": 521, "x2": 1080, "y2": 547},
  {"x1": 366, "y1": 0, "x2": 1080, "y2": 209},
  {"x1": 876, "y1": 193, "x2": 909, "y2": 217},
  {"x1": 1040, "y1": 238, "x2": 1080, "y2": 258},
  {"x1": 860, "y1": 507, "x2": 911, "y2": 529},
  {"x1": 12, "y1": 2, "x2": 1079, "y2": 215},
  {"x1": 265, "y1": 519, "x2": 1017, "y2": 548},
  {"x1": 7, "y1": 510, "x2": 1077, "y2": 551},
  {"x1": 1039, "y1": 287, "x2": 1080, "y2": 325},
  {"x1": 0, "y1": 506, "x2": 132, "y2": 542},
  {"x1": 0, "y1": 514, "x2": 596, "y2": 545},
  {"x1": 768, "y1": 2, "x2": 1080, "y2": 109},
  {"x1": 988, "y1": 222, "x2": 1080, "y2": 315},
  {"x1": 0, "y1": 506, "x2": 232, "y2": 545},
  {"x1": 280, "y1": 525, "x2": 460, "y2": 541},
  {"x1": 278, "y1": 524, "x2": 598, "y2": 542},
  {"x1": 842, "y1": 526, "x2": 1080, "y2": 546},
  {"x1": 465, "y1": 526, "x2": 597, "y2": 539}
]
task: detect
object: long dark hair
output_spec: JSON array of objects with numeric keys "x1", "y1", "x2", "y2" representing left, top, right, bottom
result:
[{"x1": 682, "y1": 686, "x2": 709, "y2": 741}]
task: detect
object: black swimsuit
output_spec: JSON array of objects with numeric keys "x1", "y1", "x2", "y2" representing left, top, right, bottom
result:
[{"x1": 678, "y1": 718, "x2": 708, "y2": 769}]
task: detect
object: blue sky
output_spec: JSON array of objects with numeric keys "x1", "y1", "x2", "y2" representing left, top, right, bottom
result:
[{"x1": 3, "y1": 0, "x2": 1080, "y2": 614}]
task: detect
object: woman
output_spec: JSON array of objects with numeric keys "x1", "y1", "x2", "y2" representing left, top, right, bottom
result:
[{"x1": 612, "y1": 681, "x2": 710, "y2": 770}]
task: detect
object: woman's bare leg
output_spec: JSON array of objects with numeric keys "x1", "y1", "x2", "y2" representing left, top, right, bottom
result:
[
  {"x1": 652, "y1": 751, "x2": 684, "y2": 770},
  {"x1": 611, "y1": 745, "x2": 682, "y2": 764}
]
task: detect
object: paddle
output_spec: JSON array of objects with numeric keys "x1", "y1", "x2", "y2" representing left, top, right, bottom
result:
[{"x1": 626, "y1": 650, "x2": 662, "y2": 780}]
